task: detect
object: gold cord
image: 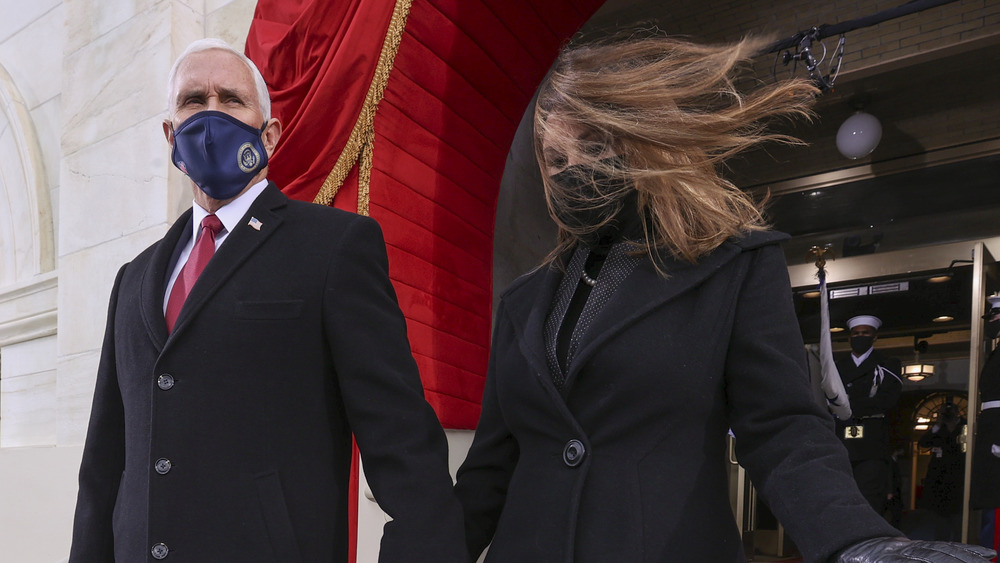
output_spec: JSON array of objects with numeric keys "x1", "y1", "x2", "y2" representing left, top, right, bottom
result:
[{"x1": 313, "y1": 0, "x2": 413, "y2": 216}]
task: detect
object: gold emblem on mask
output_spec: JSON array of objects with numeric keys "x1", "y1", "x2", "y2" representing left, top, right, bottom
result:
[{"x1": 238, "y1": 142, "x2": 260, "y2": 173}]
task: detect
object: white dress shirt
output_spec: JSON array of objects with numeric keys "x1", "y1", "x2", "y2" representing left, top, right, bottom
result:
[{"x1": 162, "y1": 179, "x2": 269, "y2": 313}]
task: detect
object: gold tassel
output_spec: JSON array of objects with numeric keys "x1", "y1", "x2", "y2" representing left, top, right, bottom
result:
[{"x1": 313, "y1": 0, "x2": 413, "y2": 217}]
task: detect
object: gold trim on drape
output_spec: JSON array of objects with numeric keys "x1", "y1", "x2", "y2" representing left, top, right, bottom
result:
[{"x1": 312, "y1": 0, "x2": 412, "y2": 216}]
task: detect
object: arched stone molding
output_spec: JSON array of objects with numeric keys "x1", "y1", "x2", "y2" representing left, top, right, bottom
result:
[
  {"x1": 0, "y1": 61, "x2": 56, "y2": 347},
  {"x1": 0, "y1": 61, "x2": 53, "y2": 287}
]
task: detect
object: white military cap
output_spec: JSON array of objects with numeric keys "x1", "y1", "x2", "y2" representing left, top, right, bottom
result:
[
  {"x1": 988, "y1": 294, "x2": 1000, "y2": 309},
  {"x1": 847, "y1": 315, "x2": 882, "y2": 330}
]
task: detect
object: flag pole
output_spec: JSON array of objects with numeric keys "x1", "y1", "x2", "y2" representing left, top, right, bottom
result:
[{"x1": 810, "y1": 245, "x2": 852, "y2": 419}]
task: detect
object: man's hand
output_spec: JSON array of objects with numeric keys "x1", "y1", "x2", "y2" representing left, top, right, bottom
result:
[{"x1": 834, "y1": 537, "x2": 995, "y2": 562}]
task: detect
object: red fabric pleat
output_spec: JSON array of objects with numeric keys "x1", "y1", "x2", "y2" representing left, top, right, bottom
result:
[
  {"x1": 247, "y1": 0, "x2": 605, "y2": 429},
  {"x1": 246, "y1": 0, "x2": 395, "y2": 202},
  {"x1": 370, "y1": 0, "x2": 604, "y2": 428}
]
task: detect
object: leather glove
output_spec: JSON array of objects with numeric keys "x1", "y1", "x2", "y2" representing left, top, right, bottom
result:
[{"x1": 834, "y1": 537, "x2": 996, "y2": 562}]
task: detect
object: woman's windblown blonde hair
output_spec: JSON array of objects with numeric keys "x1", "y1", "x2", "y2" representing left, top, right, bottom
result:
[{"x1": 535, "y1": 33, "x2": 819, "y2": 269}]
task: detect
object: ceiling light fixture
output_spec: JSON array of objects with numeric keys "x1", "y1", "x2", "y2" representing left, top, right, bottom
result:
[
  {"x1": 904, "y1": 338, "x2": 934, "y2": 382},
  {"x1": 927, "y1": 259, "x2": 974, "y2": 284},
  {"x1": 904, "y1": 363, "x2": 935, "y2": 382},
  {"x1": 837, "y1": 109, "x2": 882, "y2": 159}
]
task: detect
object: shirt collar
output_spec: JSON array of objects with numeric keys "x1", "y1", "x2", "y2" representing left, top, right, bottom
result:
[
  {"x1": 852, "y1": 347, "x2": 874, "y2": 366},
  {"x1": 191, "y1": 179, "x2": 269, "y2": 237}
]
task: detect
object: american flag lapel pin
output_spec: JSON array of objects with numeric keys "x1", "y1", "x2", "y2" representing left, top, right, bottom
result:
[{"x1": 248, "y1": 217, "x2": 263, "y2": 231}]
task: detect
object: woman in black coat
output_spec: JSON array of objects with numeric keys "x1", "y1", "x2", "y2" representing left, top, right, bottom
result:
[{"x1": 453, "y1": 34, "x2": 995, "y2": 563}]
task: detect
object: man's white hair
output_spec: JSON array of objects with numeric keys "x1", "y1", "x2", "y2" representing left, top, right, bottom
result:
[{"x1": 166, "y1": 38, "x2": 271, "y2": 122}]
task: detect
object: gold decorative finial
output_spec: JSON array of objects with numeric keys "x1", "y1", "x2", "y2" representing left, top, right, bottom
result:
[{"x1": 808, "y1": 244, "x2": 835, "y2": 271}]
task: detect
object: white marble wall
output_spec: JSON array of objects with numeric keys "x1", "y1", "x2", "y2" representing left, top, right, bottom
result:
[
  {"x1": 0, "y1": 0, "x2": 61, "y2": 447},
  {"x1": 0, "y1": 335, "x2": 57, "y2": 447},
  {"x1": 0, "y1": 1, "x2": 255, "y2": 559}
]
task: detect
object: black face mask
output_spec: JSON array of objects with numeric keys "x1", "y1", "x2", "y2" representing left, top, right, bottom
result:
[
  {"x1": 850, "y1": 335, "x2": 875, "y2": 355},
  {"x1": 986, "y1": 319, "x2": 1000, "y2": 340},
  {"x1": 549, "y1": 156, "x2": 636, "y2": 247}
]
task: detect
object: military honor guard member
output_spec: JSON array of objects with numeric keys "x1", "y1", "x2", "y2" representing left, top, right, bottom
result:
[
  {"x1": 835, "y1": 314, "x2": 903, "y2": 517},
  {"x1": 972, "y1": 295, "x2": 1000, "y2": 553}
]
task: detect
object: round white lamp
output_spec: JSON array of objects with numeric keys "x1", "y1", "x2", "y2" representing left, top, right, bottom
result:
[{"x1": 836, "y1": 110, "x2": 882, "y2": 159}]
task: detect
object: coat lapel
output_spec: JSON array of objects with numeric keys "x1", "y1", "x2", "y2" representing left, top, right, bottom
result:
[
  {"x1": 563, "y1": 242, "x2": 743, "y2": 387},
  {"x1": 503, "y1": 241, "x2": 746, "y2": 400},
  {"x1": 166, "y1": 183, "x2": 288, "y2": 340},
  {"x1": 502, "y1": 262, "x2": 565, "y2": 391},
  {"x1": 504, "y1": 262, "x2": 602, "y2": 428},
  {"x1": 140, "y1": 210, "x2": 193, "y2": 351}
]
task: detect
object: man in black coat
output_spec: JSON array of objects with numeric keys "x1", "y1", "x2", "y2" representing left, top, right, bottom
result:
[
  {"x1": 835, "y1": 314, "x2": 903, "y2": 518},
  {"x1": 68, "y1": 38, "x2": 465, "y2": 562}
]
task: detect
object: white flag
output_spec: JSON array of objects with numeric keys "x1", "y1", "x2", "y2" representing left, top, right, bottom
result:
[{"x1": 819, "y1": 271, "x2": 852, "y2": 419}]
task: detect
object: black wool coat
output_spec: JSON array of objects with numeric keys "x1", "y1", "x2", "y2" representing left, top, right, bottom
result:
[
  {"x1": 69, "y1": 184, "x2": 465, "y2": 562},
  {"x1": 454, "y1": 231, "x2": 899, "y2": 563}
]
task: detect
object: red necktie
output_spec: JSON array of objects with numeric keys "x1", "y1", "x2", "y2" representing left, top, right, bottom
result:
[{"x1": 165, "y1": 214, "x2": 224, "y2": 332}]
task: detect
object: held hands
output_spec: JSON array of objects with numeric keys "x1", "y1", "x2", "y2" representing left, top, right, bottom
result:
[{"x1": 834, "y1": 537, "x2": 996, "y2": 562}]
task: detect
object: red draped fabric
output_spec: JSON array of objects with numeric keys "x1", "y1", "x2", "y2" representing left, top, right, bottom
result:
[
  {"x1": 246, "y1": 0, "x2": 396, "y2": 203},
  {"x1": 247, "y1": 1, "x2": 605, "y2": 430}
]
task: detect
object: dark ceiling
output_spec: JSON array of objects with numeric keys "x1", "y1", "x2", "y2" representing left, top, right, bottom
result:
[
  {"x1": 766, "y1": 153, "x2": 1000, "y2": 259},
  {"x1": 794, "y1": 265, "x2": 974, "y2": 343},
  {"x1": 754, "y1": 32, "x2": 1000, "y2": 352},
  {"x1": 738, "y1": 35, "x2": 1000, "y2": 266}
]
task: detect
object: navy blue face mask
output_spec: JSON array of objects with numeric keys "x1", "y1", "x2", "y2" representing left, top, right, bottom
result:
[{"x1": 171, "y1": 110, "x2": 269, "y2": 200}]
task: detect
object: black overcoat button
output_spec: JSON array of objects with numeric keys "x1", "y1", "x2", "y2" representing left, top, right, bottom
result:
[
  {"x1": 154, "y1": 458, "x2": 172, "y2": 475},
  {"x1": 563, "y1": 439, "x2": 586, "y2": 467},
  {"x1": 151, "y1": 543, "x2": 169, "y2": 559},
  {"x1": 157, "y1": 374, "x2": 175, "y2": 390}
]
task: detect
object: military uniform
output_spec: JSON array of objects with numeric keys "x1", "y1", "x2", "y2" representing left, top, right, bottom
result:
[
  {"x1": 835, "y1": 348, "x2": 902, "y2": 515},
  {"x1": 971, "y1": 345, "x2": 1000, "y2": 510},
  {"x1": 972, "y1": 298, "x2": 1000, "y2": 553}
]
